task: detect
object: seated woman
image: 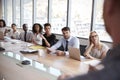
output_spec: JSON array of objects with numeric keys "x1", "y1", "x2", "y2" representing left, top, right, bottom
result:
[
  {"x1": 32, "y1": 23, "x2": 49, "y2": 46},
  {"x1": 84, "y1": 31, "x2": 109, "y2": 59},
  {"x1": 0, "y1": 19, "x2": 8, "y2": 35},
  {"x1": 7, "y1": 23, "x2": 20, "y2": 39}
]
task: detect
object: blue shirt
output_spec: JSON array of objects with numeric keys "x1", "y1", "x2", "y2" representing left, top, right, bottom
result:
[{"x1": 51, "y1": 36, "x2": 80, "y2": 51}]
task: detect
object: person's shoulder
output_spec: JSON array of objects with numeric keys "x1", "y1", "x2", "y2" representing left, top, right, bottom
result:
[
  {"x1": 27, "y1": 31, "x2": 33, "y2": 34},
  {"x1": 101, "y1": 43, "x2": 109, "y2": 48},
  {"x1": 71, "y1": 36, "x2": 79, "y2": 40},
  {"x1": 51, "y1": 33, "x2": 56, "y2": 37},
  {"x1": 51, "y1": 33, "x2": 55, "y2": 35}
]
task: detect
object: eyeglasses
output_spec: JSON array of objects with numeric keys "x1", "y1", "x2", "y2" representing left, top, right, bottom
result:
[{"x1": 91, "y1": 35, "x2": 98, "y2": 38}]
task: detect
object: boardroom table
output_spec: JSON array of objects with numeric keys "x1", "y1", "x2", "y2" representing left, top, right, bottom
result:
[{"x1": 0, "y1": 39, "x2": 100, "y2": 80}]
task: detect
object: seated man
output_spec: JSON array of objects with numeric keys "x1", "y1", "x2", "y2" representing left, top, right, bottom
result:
[
  {"x1": 19, "y1": 24, "x2": 33, "y2": 42},
  {"x1": 42, "y1": 23, "x2": 56, "y2": 47},
  {"x1": 7, "y1": 23, "x2": 20, "y2": 39},
  {"x1": 47, "y1": 27, "x2": 80, "y2": 56}
]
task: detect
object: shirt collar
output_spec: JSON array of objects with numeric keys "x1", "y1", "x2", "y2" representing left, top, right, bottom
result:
[{"x1": 65, "y1": 36, "x2": 72, "y2": 41}]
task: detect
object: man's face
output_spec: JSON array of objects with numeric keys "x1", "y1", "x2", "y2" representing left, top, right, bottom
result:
[
  {"x1": 12, "y1": 25, "x2": 16, "y2": 31},
  {"x1": 23, "y1": 25, "x2": 28, "y2": 31},
  {"x1": 44, "y1": 26, "x2": 51, "y2": 34},
  {"x1": 62, "y1": 30, "x2": 70, "y2": 39}
]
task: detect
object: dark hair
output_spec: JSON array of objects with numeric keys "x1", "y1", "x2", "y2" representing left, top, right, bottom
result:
[
  {"x1": 0, "y1": 19, "x2": 6, "y2": 27},
  {"x1": 44, "y1": 23, "x2": 51, "y2": 28},
  {"x1": 62, "y1": 27, "x2": 70, "y2": 31},
  {"x1": 22, "y1": 24, "x2": 27, "y2": 28},
  {"x1": 32, "y1": 23, "x2": 43, "y2": 33},
  {"x1": 11, "y1": 23, "x2": 16, "y2": 27}
]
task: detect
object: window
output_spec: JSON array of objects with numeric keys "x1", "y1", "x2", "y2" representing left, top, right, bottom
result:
[
  {"x1": 35, "y1": 0, "x2": 48, "y2": 25},
  {"x1": 23, "y1": 0, "x2": 33, "y2": 29},
  {"x1": 15, "y1": 0, "x2": 20, "y2": 27},
  {"x1": 2, "y1": 0, "x2": 112, "y2": 42},
  {"x1": 93, "y1": 0, "x2": 112, "y2": 42},
  {"x1": 50, "y1": 0, "x2": 67, "y2": 34},
  {"x1": 6, "y1": 0, "x2": 12, "y2": 26},
  {"x1": 1, "y1": 0, "x2": 4, "y2": 19},
  {"x1": 70, "y1": 0, "x2": 92, "y2": 38}
]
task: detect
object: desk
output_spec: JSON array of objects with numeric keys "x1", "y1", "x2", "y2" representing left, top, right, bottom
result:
[
  {"x1": 0, "y1": 53, "x2": 58, "y2": 80},
  {"x1": 0, "y1": 39, "x2": 99, "y2": 79}
]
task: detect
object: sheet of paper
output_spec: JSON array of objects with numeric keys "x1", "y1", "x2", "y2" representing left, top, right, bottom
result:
[
  {"x1": 47, "y1": 48, "x2": 56, "y2": 52},
  {"x1": 83, "y1": 60, "x2": 101, "y2": 66},
  {"x1": 29, "y1": 45, "x2": 45, "y2": 50}
]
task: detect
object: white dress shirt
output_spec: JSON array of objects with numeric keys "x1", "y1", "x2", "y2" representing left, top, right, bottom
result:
[
  {"x1": 51, "y1": 36, "x2": 80, "y2": 51},
  {"x1": 19, "y1": 31, "x2": 33, "y2": 42},
  {"x1": 7, "y1": 30, "x2": 20, "y2": 39}
]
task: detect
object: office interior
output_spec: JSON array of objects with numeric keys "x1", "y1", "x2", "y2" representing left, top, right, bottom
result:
[{"x1": 0, "y1": 0, "x2": 113, "y2": 80}]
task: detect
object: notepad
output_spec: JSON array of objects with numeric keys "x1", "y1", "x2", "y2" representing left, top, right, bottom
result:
[{"x1": 29, "y1": 45, "x2": 45, "y2": 50}]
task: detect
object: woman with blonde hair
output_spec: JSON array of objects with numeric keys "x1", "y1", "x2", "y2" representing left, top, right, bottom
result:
[{"x1": 84, "y1": 31, "x2": 109, "y2": 59}]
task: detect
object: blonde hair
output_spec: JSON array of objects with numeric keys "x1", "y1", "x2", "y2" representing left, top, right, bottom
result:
[{"x1": 89, "y1": 31, "x2": 102, "y2": 50}]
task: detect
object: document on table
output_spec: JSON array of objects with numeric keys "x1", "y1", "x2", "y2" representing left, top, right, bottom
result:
[{"x1": 29, "y1": 45, "x2": 45, "y2": 50}]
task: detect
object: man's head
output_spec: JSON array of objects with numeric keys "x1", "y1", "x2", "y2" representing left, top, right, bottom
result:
[
  {"x1": 23, "y1": 24, "x2": 28, "y2": 32},
  {"x1": 62, "y1": 27, "x2": 70, "y2": 39},
  {"x1": 11, "y1": 23, "x2": 17, "y2": 31},
  {"x1": 44, "y1": 23, "x2": 51, "y2": 35},
  {"x1": 103, "y1": 0, "x2": 120, "y2": 46}
]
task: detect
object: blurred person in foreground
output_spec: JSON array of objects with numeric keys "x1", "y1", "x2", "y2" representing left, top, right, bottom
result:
[{"x1": 58, "y1": 0, "x2": 120, "y2": 80}]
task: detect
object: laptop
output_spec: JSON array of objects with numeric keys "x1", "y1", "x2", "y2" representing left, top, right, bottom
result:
[{"x1": 69, "y1": 47, "x2": 81, "y2": 61}]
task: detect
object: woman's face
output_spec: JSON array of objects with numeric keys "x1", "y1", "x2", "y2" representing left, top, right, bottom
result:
[
  {"x1": 35, "y1": 25, "x2": 40, "y2": 32},
  {"x1": 90, "y1": 32, "x2": 99, "y2": 44},
  {"x1": 0, "y1": 21, "x2": 4, "y2": 27}
]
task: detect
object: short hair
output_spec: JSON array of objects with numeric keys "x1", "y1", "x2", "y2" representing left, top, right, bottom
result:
[
  {"x1": 32, "y1": 23, "x2": 43, "y2": 34},
  {"x1": 11, "y1": 23, "x2": 16, "y2": 27},
  {"x1": 22, "y1": 24, "x2": 28, "y2": 28},
  {"x1": 62, "y1": 27, "x2": 70, "y2": 31},
  {"x1": 0, "y1": 19, "x2": 6, "y2": 27},
  {"x1": 44, "y1": 23, "x2": 51, "y2": 28}
]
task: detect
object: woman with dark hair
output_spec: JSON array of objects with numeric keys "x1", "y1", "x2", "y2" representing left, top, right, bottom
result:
[
  {"x1": 32, "y1": 23, "x2": 49, "y2": 46},
  {"x1": 0, "y1": 19, "x2": 6, "y2": 27},
  {"x1": 84, "y1": 31, "x2": 109, "y2": 59},
  {"x1": 0, "y1": 19, "x2": 7, "y2": 34}
]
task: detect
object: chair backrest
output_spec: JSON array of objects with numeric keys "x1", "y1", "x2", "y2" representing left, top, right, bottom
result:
[{"x1": 80, "y1": 45, "x2": 87, "y2": 56}]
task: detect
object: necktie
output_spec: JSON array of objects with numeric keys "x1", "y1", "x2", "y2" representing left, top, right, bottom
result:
[
  {"x1": 24, "y1": 31, "x2": 27, "y2": 42},
  {"x1": 65, "y1": 40, "x2": 68, "y2": 51}
]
